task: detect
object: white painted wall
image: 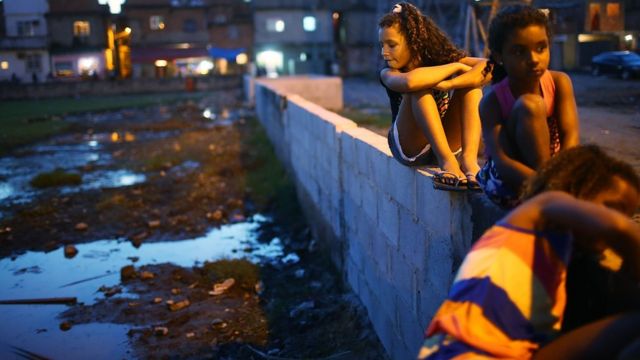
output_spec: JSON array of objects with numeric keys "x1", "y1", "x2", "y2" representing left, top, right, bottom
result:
[{"x1": 253, "y1": 77, "x2": 504, "y2": 359}]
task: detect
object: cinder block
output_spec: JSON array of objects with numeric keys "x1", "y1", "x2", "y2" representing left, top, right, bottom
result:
[
  {"x1": 387, "y1": 160, "x2": 417, "y2": 213},
  {"x1": 415, "y1": 170, "x2": 456, "y2": 234},
  {"x1": 361, "y1": 179, "x2": 378, "y2": 224},
  {"x1": 378, "y1": 194, "x2": 399, "y2": 249},
  {"x1": 398, "y1": 206, "x2": 428, "y2": 273},
  {"x1": 370, "y1": 299, "x2": 395, "y2": 356},
  {"x1": 355, "y1": 207, "x2": 375, "y2": 254},
  {"x1": 342, "y1": 166, "x2": 362, "y2": 207},
  {"x1": 395, "y1": 296, "x2": 424, "y2": 359},
  {"x1": 425, "y1": 233, "x2": 455, "y2": 294},
  {"x1": 371, "y1": 230, "x2": 392, "y2": 281},
  {"x1": 371, "y1": 148, "x2": 391, "y2": 192},
  {"x1": 389, "y1": 250, "x2": 415, "y2": 308},
  {"x1": 417, "y1": 277, "x2": 449, "y2": 329},
  {"x1": 339, "y1": 129, "x2": 359, "y2": 168},
  {"x1": 346, "y1": 257, "x2": 361, "y2": 293},
  {"x1": 392, "y1": 332, "x2": 418, "y2": 360}
]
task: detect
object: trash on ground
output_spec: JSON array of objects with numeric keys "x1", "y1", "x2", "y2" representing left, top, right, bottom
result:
[
  {"x1": 209, "y1": 278, "x2": 235, "y2": 296},
  {"x1": 64, "y1": 244, "x2": 78, "y2": 258}
]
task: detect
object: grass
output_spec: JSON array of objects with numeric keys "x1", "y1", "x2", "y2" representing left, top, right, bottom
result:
[
  {"x1": 242, "y1": 118, "x2": 295, "y2": 211},
  {"x1": 338, "y1": 106, "x2": 391, "y2": 129},
  {"x1": 30, "y1": 169, "x2": 82, "y2": 188},
  {"x1": 0, "y1": 91, "x2": 208, "y2": 153}
]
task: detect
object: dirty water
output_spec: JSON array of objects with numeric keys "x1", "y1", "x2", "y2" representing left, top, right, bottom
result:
[
  {"x1": 0, "y1": 215, "x2": 287, "y2": 359},
  {"x1": 0, "y1": 98, "x2": 388, "y2": 359}
]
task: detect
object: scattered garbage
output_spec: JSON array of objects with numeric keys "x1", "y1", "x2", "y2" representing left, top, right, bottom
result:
[
  {"x1": 59, "y1": 321, "x2": 72, "y2": 331},
  {"x1": 289, "y1": 301, "x2": 315, "y2": 318},
  {"x1": 154, "y1": 326, "x2": 169, "y2": 336},
  {"x1": 254, "y1": 281, "x2": 264, "y2": 295},
  {"x1": 64, "y1": 244, "x2": 78, "y2": 259},
  {"x1": 147, "y1": 220, "x2": 161, "y2": 228},
  {"x1": 152, "y1": 297, "x2": 163, "y2": 304},
  {"x1": 167, "y1": 299, "x2": 190, "y2": 312},
  {"x1": 209, "y1": 278, "x2": 235, "y2": 296},
  {"x1": 294, "y1": 269, "x2": 305, "y2": 279},
  {"x1": 74, "y1": 222, "x2": 88, "y2": 231},
  {"x1": 139, "y1": 271, "x2": 155, "y2": 280},
  {"x1": 282, "y1": 253, "x2": 300, "y2": 265},
  {"x1": 120, "y1": 265, "x2": 136, "y2": 281},
  {"x1": 99, "y1": 285, "x2": 122, "y2": 297}
]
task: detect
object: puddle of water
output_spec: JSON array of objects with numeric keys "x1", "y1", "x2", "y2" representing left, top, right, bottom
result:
[
  {"x1": 0, "y1": 139, "x2": 146, "y2": 204},
  {"x1": 0, "y1": 215, "x2": 287, "y2": 359}
]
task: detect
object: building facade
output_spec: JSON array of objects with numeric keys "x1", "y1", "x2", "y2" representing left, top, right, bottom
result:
[
  {"x1": 47, "y1": 0, "x2": 112, "y2": 79},
  {"x1": 0, "y1": 0, "x2": 50, "y2": 83}
]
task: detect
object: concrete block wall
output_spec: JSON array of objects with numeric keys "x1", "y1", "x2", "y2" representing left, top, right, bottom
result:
[{"x1": 253, "y1": 77, "x2": 504, "y2": 359}]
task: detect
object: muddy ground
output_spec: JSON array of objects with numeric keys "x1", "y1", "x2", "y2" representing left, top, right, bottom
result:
[{"x1": 0, "y1": 94, "x2": 388, "y2": 359}]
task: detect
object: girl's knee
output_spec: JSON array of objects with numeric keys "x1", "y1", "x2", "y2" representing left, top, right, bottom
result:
[{"x1": 513, "y1": 94, "x2": 546, "y2": 119}]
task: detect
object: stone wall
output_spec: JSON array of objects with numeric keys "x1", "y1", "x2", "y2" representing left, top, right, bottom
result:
[
  {"x1": 252, "y1": 76, "x2": 504, "y2": 359},
  {"x1": 0, "y1": 75, "x2": 242, "y2": 100}
]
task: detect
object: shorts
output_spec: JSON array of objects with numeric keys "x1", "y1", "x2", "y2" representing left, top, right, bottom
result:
[
  {"x1": 387, "y1": 120, "x2": 435, "y2": 166},
  {"x1": 477, "y1": 158, "x2": 521, "y2": 209}
]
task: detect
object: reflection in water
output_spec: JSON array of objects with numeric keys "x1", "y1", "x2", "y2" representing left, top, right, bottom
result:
[
  {"x1": 0, "y1": 182, "x2": 12, "y2": 201},
  {"x1": 0, "y1": 215, "x2": 287, "y2": 359}
]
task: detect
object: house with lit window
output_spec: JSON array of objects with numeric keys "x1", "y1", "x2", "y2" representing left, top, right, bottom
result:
[
  {"x1": 252, "y1": 0, "x2": 335, "y2": 77},
  {"x1": 0, "y1": 0, "x2": 50, "y2": 83},
  {"x1": 47, "y1": 0, "x2": 112, "y2": 79},
  {"x1": 206, "y1": 0, "x2": 252, "y2": 74},
  {"x1": 120, "y1": 0, "x2": 243, "y2": 78},
  {"x1": 534, "y1": 0, "x2": 638, "y2": 69}
]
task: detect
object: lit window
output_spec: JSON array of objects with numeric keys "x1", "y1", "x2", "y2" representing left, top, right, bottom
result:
[
  {"x1": 150, "y1": 15, "x2": 166, "y2": 30},
  {"x1": 299, "y1": 52, "x2": 307, "y2": 61},
  {"x1": 606, "y1": 3, "x2": 620, "y2": 17},
  {"x1": 266, "y1": 18, "x2": 285, "y2": 32},
  {"x1": 303, "y1": 16, "x2": 316, "y2": 32},
  {"x1": 0, "y1": 61, "x2": 8, "y2": 70},
  {"x1": 73, "y1": 21, "x2": 91, "y2": 36}
]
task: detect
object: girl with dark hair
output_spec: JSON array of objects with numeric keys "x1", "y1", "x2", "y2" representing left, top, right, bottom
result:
[
  {"x1": 418, "y1": 145, "x2": 640, "y2": 359},
  {"x1": 477, "y1": 4, "x2": 579, "y2": 207},
  {"x1": 378, "y1": 2, "x2": 490, "y2": 191}
]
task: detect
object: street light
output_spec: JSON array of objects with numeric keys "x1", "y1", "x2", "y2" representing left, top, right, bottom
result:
[{"x1": 108, "y1": 25, "x2": 132, "y2": 78}]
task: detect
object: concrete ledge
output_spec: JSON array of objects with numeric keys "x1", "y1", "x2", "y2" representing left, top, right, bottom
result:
[{"x1": 252, "y1": 76, "x2": 506, "y2": 360}]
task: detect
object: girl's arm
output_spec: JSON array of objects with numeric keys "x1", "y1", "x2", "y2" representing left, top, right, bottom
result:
[
  {"x1": 435, "y1": 57, "x2": 492, "y2": 91},
  {"x1": 505, "y1": 191, "x2": 640, "y2": 280},
  {"x1": 480, "y1": 91, "x2": 535, "y2": 186},
  {"x1": 550, "y1": 71, "x2": 579, "y2": 149},
  {"x1": 380, "y1": 62, "x2": 470, "y2": 93}
]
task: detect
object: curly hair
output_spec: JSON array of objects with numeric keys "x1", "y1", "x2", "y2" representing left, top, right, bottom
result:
[
  {"x1": 378, "y1": 2, "x2": 466, "y2": 68},
  {"x1": 521, "y1": 145, "x2": 640, "y2": 201},
  {"x1": 481, "y1": 5, "x2": 552, "y2": 83}
]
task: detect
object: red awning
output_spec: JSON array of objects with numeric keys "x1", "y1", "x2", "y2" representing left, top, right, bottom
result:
[{"x1": 130, "y1": 47, "x2": 209, "y2": 64}]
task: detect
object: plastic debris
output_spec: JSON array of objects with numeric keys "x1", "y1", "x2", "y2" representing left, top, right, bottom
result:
[
  {"x1": 63, "y1": 244, "x2": 78, "y2": 259},
  {"x1": 167, "y1": 299, "x2": 190, "y2": 311},
  {"x1": 154, "y1": 326, "x2": 169, "y2": 336},
  {"x1": 209, "y1": 278, "x2": 235, "y2": 296},
  {"x1": 139, "y1": 271, "x2": 155, "y2": 280},
  {"x1": 289, "y1": 301, "x2": 315, "y2": 318},
  {"x1": 74, "y1": 222, "x2": 88, "y2": 231}
]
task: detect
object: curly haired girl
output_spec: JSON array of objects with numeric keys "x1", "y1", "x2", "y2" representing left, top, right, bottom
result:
[
  {"x1": 378, "y1": 2, "x2": 490, "y2": 191},
  {"x1": 419, "y1": 145, "x2": 640, "y2": 359},
  {"x1": 477, "y1": 5, "x2": 579, "y2": 207}
]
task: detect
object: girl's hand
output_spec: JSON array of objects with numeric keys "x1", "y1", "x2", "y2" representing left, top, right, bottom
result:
[
  {"x1": 434, "y1": 80, "x2": 452, "y2": 91},
  {"x1": 457, "y1": 63, "x2": 472, "y2": 73}
]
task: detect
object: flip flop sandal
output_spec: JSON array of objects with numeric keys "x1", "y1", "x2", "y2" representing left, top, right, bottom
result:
[
  {"x1": 465, "y1": 172, "x2": 482, "y2": 192},
  {"x1": 432, "y1": 171, "x2": 467, "y2": 192}
]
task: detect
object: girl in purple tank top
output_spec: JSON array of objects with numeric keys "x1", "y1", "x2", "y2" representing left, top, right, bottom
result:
[{"x1": 477, "y1": 5, "x2": 579, "y2": 208}]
